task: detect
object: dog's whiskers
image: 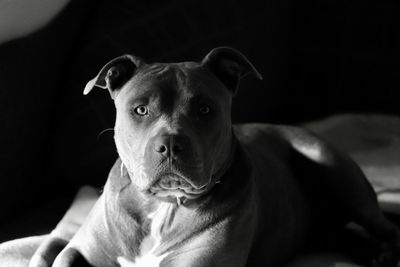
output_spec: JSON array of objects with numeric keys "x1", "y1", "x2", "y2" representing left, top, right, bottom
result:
[{"x1": 97, "y1": 128, "x2": 114, "y2": 139}]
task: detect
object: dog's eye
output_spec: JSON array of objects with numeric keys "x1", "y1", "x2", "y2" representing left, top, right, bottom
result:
[
  {"x1": 134, "y1": 105, "x2": 149, "y2": 116},
  {"x1": 199, "y1": 105, "x2": 210, "y2": 116}
]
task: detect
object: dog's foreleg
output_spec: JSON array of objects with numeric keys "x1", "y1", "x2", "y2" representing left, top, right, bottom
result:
[{"x1": 29, "y1": 186, "x2": 99, "y2": 267}]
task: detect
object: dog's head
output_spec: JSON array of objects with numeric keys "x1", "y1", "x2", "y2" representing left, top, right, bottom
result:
[{"x1": 84, "y1": 47, "x2": 262, "y2": 203}]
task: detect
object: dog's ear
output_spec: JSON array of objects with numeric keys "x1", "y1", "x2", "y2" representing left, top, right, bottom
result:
[
  {"x1": 83, "y1": 55, "x2": 143, "y2": 99},
  {"x1": 201, "y1": 47, "x2": 262, "y2": 95}
]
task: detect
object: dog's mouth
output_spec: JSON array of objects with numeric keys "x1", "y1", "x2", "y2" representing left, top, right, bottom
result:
[{"x1": 149, "y1": 172, "x2": 210, "y2": 204}]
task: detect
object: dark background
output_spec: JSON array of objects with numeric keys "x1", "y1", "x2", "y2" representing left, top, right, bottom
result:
[{"x1": 0, "y1": 0, "x2": 399, "y2": 241}]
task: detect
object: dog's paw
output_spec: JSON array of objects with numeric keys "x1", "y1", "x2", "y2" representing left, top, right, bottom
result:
[
  {"x1": 29, "y1": 236, "x2": 68, "y2": 267},
  {"x1": 52, "y1": 247, "x2": 92, "y2": 267}
]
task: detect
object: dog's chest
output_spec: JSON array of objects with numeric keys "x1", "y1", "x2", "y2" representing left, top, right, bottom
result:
[{"x1": 118, "y1": 202, "x2": 176, "y2": 267}]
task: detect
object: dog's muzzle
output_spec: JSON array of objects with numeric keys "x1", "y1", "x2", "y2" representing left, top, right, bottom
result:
[{"x1": 142, "y1": 132, "x2": 209, "y2": 200}]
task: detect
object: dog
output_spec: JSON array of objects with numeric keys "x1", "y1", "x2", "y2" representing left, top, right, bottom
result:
[{"x1": 25, "y1": 47, "x2": 400, "y2": 267}]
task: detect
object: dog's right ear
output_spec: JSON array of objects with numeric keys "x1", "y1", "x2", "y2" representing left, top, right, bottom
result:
[{"x1": 83, "y1": 55, "x2": 143, "y2": 99}]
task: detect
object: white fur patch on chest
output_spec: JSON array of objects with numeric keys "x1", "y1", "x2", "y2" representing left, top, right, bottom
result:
[
  {"x1": 117, "y1": 202, "x2": 174, "y2": 267},
  {"x1": 117, "y1": 254, "x2": 167, "y2": 267}
]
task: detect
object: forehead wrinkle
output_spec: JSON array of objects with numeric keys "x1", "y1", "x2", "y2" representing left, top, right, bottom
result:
[
  {"x1": 139, "y1": 63, "x2": 171, "y2": 76},
  {"x1": 144, "y1": 65, "x2": 191, "y2": 116},
  {"x1": 133, "y1": 64, "x2": 175, "y2": 86},
  {"x1": 174, "y1": 65, "x2": 196, "y2": 103},
  {"x1": 175, "y1": 65, "x2": 188, "y2": 89},
  {"x1": 125, "y1": 66, "x2": 178, "y2": 102}
]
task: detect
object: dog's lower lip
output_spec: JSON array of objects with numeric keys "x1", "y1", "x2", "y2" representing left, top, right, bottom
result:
[
  {"x1": 151, "y1": 174, "x2": 209, "y2": 196},
  {"x1": 156, "y1": 173, "x2": 191, "y2": 188},
  {"x1": 154, "y1": 189, "x2": 200, "y2": 199}
]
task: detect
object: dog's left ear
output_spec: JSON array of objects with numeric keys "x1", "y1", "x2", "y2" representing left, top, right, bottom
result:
[
  {"x1": 83, "y1": 55, "x2": 143, "y2": 99},
  {"x1": 201, "y1": 47, "x2": 263, "y2": 95}
]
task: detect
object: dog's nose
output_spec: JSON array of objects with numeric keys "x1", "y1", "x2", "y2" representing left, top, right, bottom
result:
[{"x1": 154, "y1": 135, "x2": 186, "y2": 157}]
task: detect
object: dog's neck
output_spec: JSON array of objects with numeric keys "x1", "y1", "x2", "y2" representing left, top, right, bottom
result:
[{"x1": 210, "y1": 131, "x2": 238, "y2": 186}]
